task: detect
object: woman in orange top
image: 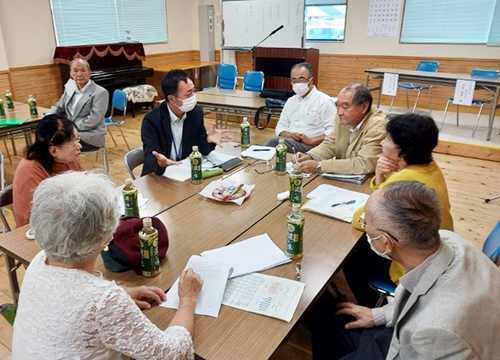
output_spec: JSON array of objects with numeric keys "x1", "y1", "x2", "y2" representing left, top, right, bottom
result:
[{"x1": 13, "y1": 115, "x2": 84, "y2": 226}]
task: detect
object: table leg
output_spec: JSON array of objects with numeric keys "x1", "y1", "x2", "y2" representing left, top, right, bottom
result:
[
  {"x1": 487, "y1": 87, "x2": 500, "y2": 141},
  {"x1": 5, "y1": 255, "x2": 21, "y2": 307}
]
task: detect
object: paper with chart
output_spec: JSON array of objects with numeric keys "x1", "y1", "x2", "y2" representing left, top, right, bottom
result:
[
  {"x1": 367, "y1": 0, "x2": 402, "y2": 38},
  {"x1": 163, "y1": 151, "x2": 237, "y2": 181},
  {"x1": 302, "y1": 184, "x2": 369, "y2": 223},
  {"x1": 453, "y1": 80, "x2": 475, "y2": 106},
  {"x1": 201, "y1": 233, "x2": 291, "y2": 278},
  {"x1": 161, "y1": 255, "x2": 233, "y2": 317},
  {"x1": 222, "y1": 273, "x2": 305, "y2": 322}
]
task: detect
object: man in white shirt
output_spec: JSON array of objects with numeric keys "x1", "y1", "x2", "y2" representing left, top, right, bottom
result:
[{"x1": 264, "y1": 62, "x2": 335, "y2": 153}]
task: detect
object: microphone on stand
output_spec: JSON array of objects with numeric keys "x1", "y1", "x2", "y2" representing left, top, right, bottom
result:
[{"x1": 248, "y1": 25, "x2": 285, "y2": 53}]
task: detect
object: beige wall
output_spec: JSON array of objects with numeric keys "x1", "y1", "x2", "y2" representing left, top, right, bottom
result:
[
  {"x1": 0, "y1": 0, "x2": 499, "y2": 69},
  {"x1": 304, "y1": 1, "x2": 500, "y2": 59}
]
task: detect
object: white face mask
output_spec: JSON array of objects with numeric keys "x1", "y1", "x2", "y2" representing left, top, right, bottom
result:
[
  {"x1": 292, "y1": 81, "x2": 310, "y2": 97},
  {"x1": 367, "y1": 234, "x2": 392, "y2": 260},
  {"x1": 175, "y1": 94, "x2": 197, "y2": 113}
]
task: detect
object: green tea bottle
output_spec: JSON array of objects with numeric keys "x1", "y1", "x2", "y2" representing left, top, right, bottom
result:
[
  {"x1": 241, "y1": 116, "x2": 250, "y2": 148},
  {"x1": 5, "y1": 90, "x2": 14, "y2": 110},
  {"x1": 27, "y1": 94, "x2": 38, "y2": 117},
  {"x1": 123, "y1": 178, "x2": 140, "y2": 217},
  {"x1": 286, "y1": 203, "x2": 304, "y2": 260},
  {"x1": 289, "y1": 163, "x2": 303, "y2": 206},
  {"x1": 0, "y1": 98, "x2": 5, "y2": 118},
  {"x1": 190, "y1": 145, "x2": 203, "y2": 184},
  {"x1": 275, "y1": 138, "x2": 287, "y2": 175},
  {"x1": 139, "y1": 218, "x2": 161, "y2": 277}
]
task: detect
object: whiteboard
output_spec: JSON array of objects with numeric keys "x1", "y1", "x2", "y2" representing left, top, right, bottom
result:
[{"x1": 222, "y1": 0, "x2": 304, "y2": 49}]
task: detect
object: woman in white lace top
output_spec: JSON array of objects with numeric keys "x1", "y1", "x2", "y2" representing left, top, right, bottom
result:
[{"x1": 12, "y1": 172, "x2": 203, "y2": 360}]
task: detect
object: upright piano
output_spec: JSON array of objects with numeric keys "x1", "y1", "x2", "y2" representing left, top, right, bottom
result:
[{"x1": 53, "y1": 42, "x2": 154, "y2": 94}]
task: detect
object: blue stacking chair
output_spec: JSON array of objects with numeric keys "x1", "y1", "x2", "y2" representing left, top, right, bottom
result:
[
  {"x1": 105, "y1": 89, "x2": 130, "y2": 151},
  {"x1": 369, "y1": 221, "x2": 500, "y2": 307},
  {"x1": 216, "y1": 64, "x2": 238, "y2": 90},
  {"x1": 389, "y1": 60, "x2": 440, "y2": 113},
  {"x1": 440, "y1": 69, "x2": 500, "y2": 138},
  {"x1": 243, "y1": 71, "x2": 265, "y2": 92},
  {"x1": 483, "y1": 221, "x2": 500, "y2": 266}
]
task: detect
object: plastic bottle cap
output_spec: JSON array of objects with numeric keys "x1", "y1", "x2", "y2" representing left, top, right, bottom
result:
[
  {"x1": 243, "y1": 117, "x2": 248, "y2": 121},
  {"x1": 125, "y1": 178, "x2": 133, "y2": 185},
  {"x1": 293, "y1": 163, "x2": 300, "y2": 170},
  {"x1": 279, "y1": 138, "x2": 285, "y2": 144},
  {"x1": 143, "y1": 218, "x2": 152, "y2": 227},
  {"x1": 292, "y1": 203, "x2": 301, "y2": 210},
  {"x1": 192, "y1": 145, "x2": 199, "y2": 151}
]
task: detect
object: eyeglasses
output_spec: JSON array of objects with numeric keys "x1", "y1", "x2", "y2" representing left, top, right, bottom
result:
[
  {"x1": 359, "y1": 214, "x2": 399, "y2": 242},
  {"x1": 57, "y1": 137, "x2": 81, "y2": 149},
  {"x1": 291, "y1": 77, "x2": 311, "y2": 85}
]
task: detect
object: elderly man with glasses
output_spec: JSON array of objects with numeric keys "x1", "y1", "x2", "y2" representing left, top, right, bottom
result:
[
  {"x1": 264, "y1": 62, "x2": 336, "y2": 153},
  {"x1": 312, "y1": 181, "x2": 500, "y2": 360},
  {"x1": 296, "y1": 83, "x2": 386, "y2": 175}
]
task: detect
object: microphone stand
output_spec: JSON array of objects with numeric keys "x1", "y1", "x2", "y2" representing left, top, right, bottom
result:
[{"x1": 247, "y1": 26, "x2": 284, "y2": 53}]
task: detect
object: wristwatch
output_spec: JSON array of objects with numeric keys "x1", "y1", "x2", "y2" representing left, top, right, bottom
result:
[{"x1": 316, "y1": 162, "x2": 322, "y2": 174}]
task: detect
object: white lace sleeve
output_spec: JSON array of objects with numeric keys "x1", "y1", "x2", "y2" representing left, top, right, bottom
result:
[{"x1": 93, "y1": 286, "x2": 194, "y2": 360}]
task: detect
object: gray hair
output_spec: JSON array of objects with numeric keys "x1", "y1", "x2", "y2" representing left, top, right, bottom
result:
[
  {"x1": 70, "y1": 58, "x2": 91, "y2": 71},
  {"x1": 30, "y1": 171, "x2": 120, "y2": 264},
  {"x1": 291, "y1": 62, "x2": 313, "y2": 78},
  {"x1": 370, "y1": 181, "x2": 441, "y2": 250},
  {"x1": 343, "y1": 83, "x2": 373, "y2": 112}
]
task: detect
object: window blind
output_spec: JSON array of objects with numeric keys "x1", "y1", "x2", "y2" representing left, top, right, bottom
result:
[
  {"x1": 401, "y1": 0, "x2": 496, "y2": 44},
  {"x1": 50, "y1": 0, "x2": 167, "y2": 46},
  {"x1": 487, "y1": 0, "x2": 500, "y2": 46}
]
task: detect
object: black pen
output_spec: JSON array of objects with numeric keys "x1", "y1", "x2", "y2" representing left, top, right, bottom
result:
[
  {"x1": 331, "y1": 200, "x2": 356, "y2": 207},
  {"x1": 252, "y1": 149, "x2": 271, "y2": 151}
]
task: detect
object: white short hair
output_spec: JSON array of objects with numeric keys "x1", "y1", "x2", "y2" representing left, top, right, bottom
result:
[{"x1": 30, "y1": 171, "x2": 120, "y2": 264}]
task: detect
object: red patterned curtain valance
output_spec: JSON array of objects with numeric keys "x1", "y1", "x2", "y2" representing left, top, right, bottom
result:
[{"x1": 53, "y1": 42, "x2": 146, "y2": 65}]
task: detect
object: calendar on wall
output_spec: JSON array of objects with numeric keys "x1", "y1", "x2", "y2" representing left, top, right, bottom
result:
[{"x1": 367, "y1": 0, "x2": 402, "y2": 38}]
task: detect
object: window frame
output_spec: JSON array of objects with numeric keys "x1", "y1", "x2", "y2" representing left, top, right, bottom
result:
[{"x1": 304, "y1": 0, "x2": 348, "y2": 43}]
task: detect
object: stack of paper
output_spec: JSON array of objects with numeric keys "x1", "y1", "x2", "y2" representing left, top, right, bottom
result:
[
  {"x1": 241, "y1": 145, "x2": 275, "y2": 161},
  {"x1": 161, "y1": 255, "x2": 233, "y2": 317},
  {"x1": 322, "y1": 173, "x2": 368, "y2": 184},
  {"x1": 201, "y1": 234, "x2": 290, "y2": 278},
  {"x1": 302, "y1": 184, "x2": 369, "y2": 223}
]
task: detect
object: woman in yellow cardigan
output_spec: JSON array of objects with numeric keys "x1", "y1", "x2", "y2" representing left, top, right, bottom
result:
[{"x1": 345, "y1": 112, "x2": 453, "y2": 306}]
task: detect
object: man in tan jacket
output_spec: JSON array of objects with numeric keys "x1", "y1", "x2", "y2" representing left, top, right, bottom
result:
[{"x1": 297, "y1": 83, "x2": 386, "y2": 174}]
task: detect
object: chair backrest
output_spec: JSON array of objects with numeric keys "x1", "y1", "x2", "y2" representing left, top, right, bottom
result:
[
  {"x1": 470, "y1": 68, "x2": 500, "y2": 78},
  {"x1": 243, "y1": 71, "x2": 265, "y2": 92},
  {"x1": 217, "y1": 64, "x2": 238, "y2": 90},
  {"x1": 124, "y1": 147, "x2": 144, "y2": 180},
  {"x1": 111, "y1": 89, "x2": 128, "y2": 118},
  {"x1": 0, "y1": 185, "x2": 14, "y2": 231},
  {"x1": 416, "y1": 61, "x2": 439, "y2": 72},
  {"x1": 482, "y1": 221, "x2": 500, "y2": 266}
]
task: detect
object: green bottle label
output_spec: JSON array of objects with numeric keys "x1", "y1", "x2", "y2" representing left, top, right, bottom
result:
[
  {"x1": 241, "y1": 125, "x2": 250, "y2": 145},
  {"x1": 6, "y1": 95, "x2": 14, "y2": 110},
  {"x1": 286, "y1": 220, "x2": 303, "y2": 255},
  {"x1": 191, "y1": 157, "x2": 202, "y2": 181},
  {"x1": 140, "y1": 231, "x2": 161, "y2": 276},
  {"x1": 289, "y1": 176, "x2": 303, "y2": 204},
  {"x1": 276, "y1": 148, "x2": 287, "y2": 172},
  {"x1": 28, "y1": 100, "x2": 38, "y2": 116},
  {"x1": 123, "y1": 191, "x2": 140, "y2": 217}
]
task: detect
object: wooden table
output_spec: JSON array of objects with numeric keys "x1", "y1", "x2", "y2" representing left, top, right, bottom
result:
[
  {"x1": 155, "y1": 61, "x2": 220, "y2": 91},
  {"x1": 365, "y1": 68, "x2": 500, "y2": 141},
  {"x1": 0, "y1": 158, "x2": 372, "y2": 359}
]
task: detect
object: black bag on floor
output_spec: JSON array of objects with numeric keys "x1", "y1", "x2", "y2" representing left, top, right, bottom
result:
[{"x1": 254, "y1": 89, "x2": 294, "y2": 129}]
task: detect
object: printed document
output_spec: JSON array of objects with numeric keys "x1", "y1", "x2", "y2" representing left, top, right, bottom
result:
[
  {"x1": 222, "y1": 273, "x2": 305, "y2": 322},
  {"x1": 161, "y1": 255, "x2": 233, "y2": 317},
  {"x1": 201, "y1": 233, "x2": 291, "y2": 278}
]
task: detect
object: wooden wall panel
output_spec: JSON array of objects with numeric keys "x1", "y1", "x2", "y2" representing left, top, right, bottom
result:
[
  {"x1": 0, "y1": 71, "x2": 11, "y2": 95},
  {"x1": 143, "y1": 50, "x2": 200, "y2": 96},
  {"x1": 9, "y1": 65, "x2": 62, "y2": 108},
  {"x1": 316, "y1": 54, "x2": 500, "y2": 115}
]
